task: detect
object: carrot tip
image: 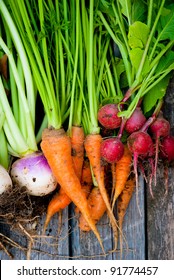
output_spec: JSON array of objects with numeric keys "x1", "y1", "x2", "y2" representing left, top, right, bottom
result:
[{"x1": 43, "y1": 214, "x2": 52, "y2": 234}]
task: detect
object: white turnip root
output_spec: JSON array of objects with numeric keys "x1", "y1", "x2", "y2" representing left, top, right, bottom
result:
[
  {"x1": 10, "y1": 152, "x2": 57, "y2": 196},
  {"x1": 0, "y1": 165, "x2": 12, "y2": 195}
]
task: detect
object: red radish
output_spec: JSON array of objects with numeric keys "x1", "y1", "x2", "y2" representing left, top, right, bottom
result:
[
  {"x1": 159, "y1": 135, "x2": 174, "y2": 195},
  {"x1": 100, "y1": 137, "x2": 124, "y2": 163},
  {"x1": 160, "y1": 135, "x2": 174, "y2": 162},
  {"x1": 149, "y1": 115, "x2": 170, "y2": 186},
  {"x1": 98, "y1": 104, "x2": 121, "y2": 129},
  {"x1": 127, "y1": 131, "x2": 153, "y2": 214},
  {"x1": 125, "y1": 107, "x2": 146, "y2": 134}
]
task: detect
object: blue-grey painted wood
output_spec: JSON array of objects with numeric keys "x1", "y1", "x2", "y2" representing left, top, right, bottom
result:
[
  {"x1": 69, "y1": 175, "x2": 145, "y2": 260},
  {"x1": 0, "y1": 207, "x2": 69, "y2": 260},
  {"x1": 147, "y1": 77, "x2": 174, "y2": 260}
]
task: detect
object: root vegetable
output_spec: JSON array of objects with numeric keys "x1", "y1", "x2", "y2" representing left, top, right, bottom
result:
[
  {"x1": 100, "y1": 137, "x2": 124, "y2": 163},
  {"x1": 98, "y1": 104, "x2": 121, "y2": 129},
  {"x1": 0, "y1": 165, "x2": 12, "y2": 195},
  {"x1": 10, "y1": 152, "x2": 57, "y2": 196},
  {"x1": 125, "y1": 107, "x2": 146, "y2": 134}
]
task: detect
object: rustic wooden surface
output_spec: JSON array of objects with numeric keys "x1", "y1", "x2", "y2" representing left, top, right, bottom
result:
[
  {"x1": 146, "y1": 77, "x2": 174, "y2": 260},
  {"x1": 0, "y1": 79, "x2": 174, "y2": 260}
]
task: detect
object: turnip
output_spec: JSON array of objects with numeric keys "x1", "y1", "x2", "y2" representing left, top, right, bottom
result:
[
  {"x1": 127, "y1": 131, "x2": 153, "y2": 213},
  {"x1": 98, "y1": 104, "x2": 121, "y2": 129},
  {"x1": 0, "y1": 165, "x2": 12, "y2": 195},
  {"x1": 125, "y1": 107, "x2": 146, "y2": 134},
  {"x1": 149, "y1": 115, "x2": 170, "y2": 185},
  {"x1": 10, "y1": 152, "x2": 57, "y2": 196},
  {"x1": 100, "y1": 137, "x2": 124, "y2": 163}
]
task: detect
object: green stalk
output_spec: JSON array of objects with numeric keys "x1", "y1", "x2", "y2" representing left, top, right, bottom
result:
[
  {"x1": 0, "y1": 37, "x2": 37, "y2": 152},
  {"x1": 0, "y1": 76, "x2": 31, "y2": 156},
  {"x1": 6, "y1": 0, "x2": 61, "y2": 129},
  {"x1": 98, "y1": 10, "x2": 132, "y2": 87},
  {"x1": 0, "y1": 128, "x2": 9, "y2": 169},
  {"x1": 68, "y1": 0, "x2": 80, "y2": 133},
  {"x1": 147, "y1": 0, "x2": 153, "y2": 28},
  {"x1": 86, "y1": 0, "x2": 99, "y2": 134},
  {"x1": 135, "y1": 0, "x2": 166, "y2": 84},
  {"x1": 0, "y1": 0, "x2": 36, "y2": 126}
]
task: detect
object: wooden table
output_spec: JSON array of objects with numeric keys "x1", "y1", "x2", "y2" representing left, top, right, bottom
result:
[{"x1": 0, "y1": 79, "x2": 174, "y2": 261}]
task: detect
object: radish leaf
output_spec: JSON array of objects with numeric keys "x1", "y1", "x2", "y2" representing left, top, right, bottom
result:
[
  {"x1": 128, "y1": 21, "x2": 149, "y2": 49},
  {"x1": 130, "y1": 48, "x2": 149, "y2": 76},
  {"x1": 143, "y1": 75, "x2": 171, "y2": 114}
]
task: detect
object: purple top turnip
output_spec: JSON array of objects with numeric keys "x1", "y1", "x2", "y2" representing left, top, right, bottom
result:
[{"x1": 10, "y1": 152, "x2": 57, "y2": 196}]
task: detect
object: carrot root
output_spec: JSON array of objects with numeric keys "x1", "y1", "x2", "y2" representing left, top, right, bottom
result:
[
  {"x1": 41, "y1": 128, "x2": 104, "y2": 253},
  {"x1": 79, "y1": 187, "x2": 107, "y2": 231},
  {"x1": 84, "y1": 133, "x2": 119, "y2": 248},
  {"x1": 112, "y1": 145, "x2": 132, "y2": 210}
]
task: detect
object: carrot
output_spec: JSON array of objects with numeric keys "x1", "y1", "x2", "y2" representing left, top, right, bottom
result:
[
  {"x1": 117, "y1": 175, "x2": 135, "y2": 257},
  {"x1": 41, "y1": 128, "x2": 104, "y2": 252},
  {"x1": 79, "y1": 187, "x2": 107, "y2": 231},
  {"x1": 43, "y1": 187, "x2": 71, "y2": 232},
  {"x1": 112, "y1": 145, "x2": 132, "y2": 210},
  {"x1": 84, "y1": 133, "x2": 119, "y2": 248},
  {"x1": 75, "y1": 158, "x2": 93, "y2": 214},
  {"x1": 43, "y1": 126, "x2": 85, "y2": 231},
  {"x1": 71, "y1": 125, "x2": 85, "y2": 180}
]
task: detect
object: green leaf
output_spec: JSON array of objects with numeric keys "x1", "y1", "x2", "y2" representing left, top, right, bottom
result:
[
  {"x1": 143, "y1": 75, "x2": 171, "y2": 114},
  {"x1": 98, "y1": 0, "x2": 115, "y2": 17},
  {"x1": 155, "y1": 51, "x2": 174, "y2": 74},
  {"x1": 128, "y1": 21, "x2": 149, "y2": 49},
  {"x1": 114, "y1": 58, "x2": 125, "y2": 77},
  {"x1": 158, "y1": 5, "x2": 174, "y2": 40},
  {"x1": 118, "y1": 0, "x2": 131, "y2": 23},
  {"x1": 131, "y1": 0, "x2": 146, "y2": 23},
  {"x1": 130, "y1": 48, "x2": 150, "y2": 76}
]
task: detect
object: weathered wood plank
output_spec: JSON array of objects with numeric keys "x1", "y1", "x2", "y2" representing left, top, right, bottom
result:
[
  {"x1": 147, "y1": 77, "x2": 174, "y2": 260},
  {"x1": 112, "y1": 175, "x2": 146, "y2": 260},
  {"x1": 69, "y1": 175, "x2": 145, "y2": 260},
  {"x1": 0, "y1": 207, "x2": 70, "y2": 260}
]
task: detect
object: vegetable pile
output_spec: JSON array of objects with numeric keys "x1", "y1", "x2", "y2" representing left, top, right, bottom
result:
[{"x1": 0, "y1": 0, "x2": 174, "y2": 257}]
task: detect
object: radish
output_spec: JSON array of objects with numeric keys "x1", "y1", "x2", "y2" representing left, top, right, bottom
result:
[
  {"x1": 159, "y1": 135, "x2": 174, "y2": 195},
  {"x1": 100, "y1": 137, "x2": 124, "y2": 163},
  {"x1": 149, "y1": 115, "x2": 170, "y2": 185},
  {"x1": 160, "y1": 135, "x2": 174, "y2": 162},
  {"x1": 125, "y1": 107, "x2": 146, "y2": 134},
  {"x1": 127, "y1": 131, "x2": 153, "y2": 214},
  {"x1": 10, "y1": 152, "x2": 57, "y2": 196},
  {"x1": 98, "y1": 103, "x2": 121, "y2": 129}
]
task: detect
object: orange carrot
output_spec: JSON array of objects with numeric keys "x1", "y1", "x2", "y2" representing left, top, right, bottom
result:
[
  {"x1": 75, "y1": 158, "x2": 93, "y2": 214},
  {"x1": 43, "y1": 188, "x2": 71, "y2": 232},
  {"x1": 117, "y1": 175, "x2": 135, "y2": 256},
  {"x1": 84, "y1": 133, "x2": 118, "y2": 247},
  {"x1": 112, "y1": 145, "x2": 132, "y2": 210},
  {"x1": 71, "y1": 126, "x2": 85, "y2": 180},
  {"x1": 79, "y1": 187, "x2": 107, "y2": 231},
  {"x1": 43, "y1": 126, "x2": 85, "y2": 231},
  {"x1": 41, "y1": 128, "x2": 104, "y2": 252}
]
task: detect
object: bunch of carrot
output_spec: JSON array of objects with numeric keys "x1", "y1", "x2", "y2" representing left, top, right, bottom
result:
[{"x1": 1, "y1": 0, "x2": 174, "y2": 256}]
